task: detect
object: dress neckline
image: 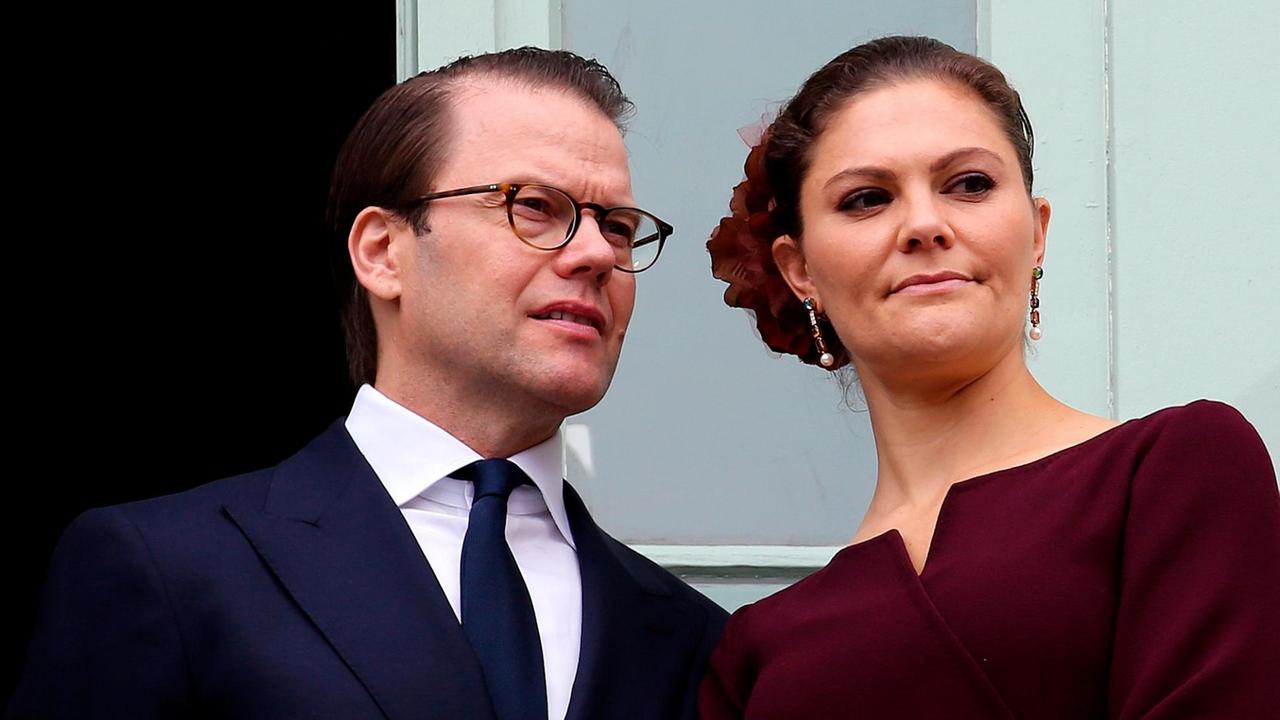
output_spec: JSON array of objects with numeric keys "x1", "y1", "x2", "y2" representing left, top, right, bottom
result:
[{"x1": 833, "y1": 401, "x2": 1207, "y2": 577}]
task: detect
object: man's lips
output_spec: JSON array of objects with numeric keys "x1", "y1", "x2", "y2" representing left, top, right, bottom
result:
[{"x1": 529, "y1": 302, "x2": 606, "y2": 334}]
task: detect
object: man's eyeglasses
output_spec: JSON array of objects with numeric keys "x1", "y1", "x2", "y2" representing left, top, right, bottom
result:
[{"x1": 404, "y1": 182, "x2": 673, "y2": 273}]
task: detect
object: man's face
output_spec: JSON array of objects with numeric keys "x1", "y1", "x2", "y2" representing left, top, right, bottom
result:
[{"x1": 385, "y1": 79, "x2": 637, "y2": 425}]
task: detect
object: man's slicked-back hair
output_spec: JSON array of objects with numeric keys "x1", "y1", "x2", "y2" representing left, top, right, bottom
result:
[{"x1": 327, "y1": 47, "x2": 633, "y2": 387}]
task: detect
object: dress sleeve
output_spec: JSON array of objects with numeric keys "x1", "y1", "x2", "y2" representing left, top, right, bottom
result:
[
  {"x1": 1109, "y1": 402, "x2": 1280, "y2": 719},
  {"x1": 7, "y1": 507, "x2": 192, "y2": 719},
  {"x1": 698, "y1": 608, "x2": 755, "y2": 720}
]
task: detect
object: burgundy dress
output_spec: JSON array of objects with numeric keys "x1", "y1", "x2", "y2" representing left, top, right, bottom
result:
[{"x1": 700, "y1": 401, "x2": 1280, "y2": 719}]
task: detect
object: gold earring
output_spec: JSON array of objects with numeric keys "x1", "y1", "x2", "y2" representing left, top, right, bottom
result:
[
  {"x1": 1028, "y1": 266, "x2": 1043, "y2": 341},
  {"x1": 803, "y1": 297, "x2": 835, "y2": 367}
]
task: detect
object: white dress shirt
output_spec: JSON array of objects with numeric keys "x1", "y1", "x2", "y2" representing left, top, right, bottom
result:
[{"x1": 345, "y1": 385, "x2": 581, "y2": 720}]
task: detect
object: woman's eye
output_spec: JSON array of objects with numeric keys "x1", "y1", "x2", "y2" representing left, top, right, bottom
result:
[
  {"x1": 839, "y1": 189, "x2": 891, "y2": 213},
  {"x1": 947, "y1": 173, "x2": 995, "y2": 196}
]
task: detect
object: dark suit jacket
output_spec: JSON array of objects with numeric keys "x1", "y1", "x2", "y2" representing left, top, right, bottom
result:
[{"x1": 10, "y1": 420, "x2": 727, "y2": 719}]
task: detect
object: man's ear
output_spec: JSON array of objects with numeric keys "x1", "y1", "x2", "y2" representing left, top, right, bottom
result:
[{"x1": 349, "y1": 206, "x2": 410, "y2": 301}]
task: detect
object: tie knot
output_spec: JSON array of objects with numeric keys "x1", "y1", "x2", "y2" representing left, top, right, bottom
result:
[{"x1": 451, "y1": 458, "x2": 531, "y2": 500}]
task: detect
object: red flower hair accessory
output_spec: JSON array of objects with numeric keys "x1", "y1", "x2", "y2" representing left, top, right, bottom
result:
[{"x1": 707, "y1": 127, "x2": 849, "y2": 369}]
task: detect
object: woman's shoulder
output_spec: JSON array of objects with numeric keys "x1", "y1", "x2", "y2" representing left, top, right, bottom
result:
[
  {"x1": 1117, "y1": 400, "x2": 1268, "y2": 461},
  {"x1": 1130, "y1": 398, "x2": 1252, "y2": 432},
  {"x1": 1061, "y1": 399, "x2": 1266, "y2": 464},
  {"x1": 1108, "y1": 399, "x2": 1275, "y2": 503}
]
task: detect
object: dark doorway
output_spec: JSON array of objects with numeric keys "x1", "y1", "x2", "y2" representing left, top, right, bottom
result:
[{"x1": 6, "y1": 2, "x2": 395, "y2": 700}]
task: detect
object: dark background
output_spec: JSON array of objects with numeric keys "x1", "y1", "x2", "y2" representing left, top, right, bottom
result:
[{"x1": 5, "y1": 2, "x2": 395, "y2": 701}]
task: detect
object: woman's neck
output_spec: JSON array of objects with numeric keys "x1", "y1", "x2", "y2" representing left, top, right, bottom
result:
[{"x1": 858, "y1": 348, "x2": 1094, "y2": 515}]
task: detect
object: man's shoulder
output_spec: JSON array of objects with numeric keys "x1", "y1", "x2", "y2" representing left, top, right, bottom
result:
[
  {"x1": 594, "y1": 530, "x2": 728, "y2": 619},
  {"x1": 61, "y1": 467, "x2": 273, "y2": 562},
  {"x1": 77, "y1": 419, "x2": 353, "y2": 540},
  {"x1": 102, "y1": 417, "x2": 353, "y2": 525},
  {"x1": 561, "y1": 482, "x2": 727, "y2": 621}
]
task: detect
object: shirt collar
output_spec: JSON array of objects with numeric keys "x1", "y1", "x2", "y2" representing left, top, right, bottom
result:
[{"x1": 344, "y1": 384, "x2": 575, "y2": 548}]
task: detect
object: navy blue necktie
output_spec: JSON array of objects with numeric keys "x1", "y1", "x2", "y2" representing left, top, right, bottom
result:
[{"x1": 452, "y1": 459, "x2": 547, "y2": 720}]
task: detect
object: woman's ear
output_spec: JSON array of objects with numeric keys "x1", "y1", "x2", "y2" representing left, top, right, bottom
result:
[
  {"x1": 1032, "y1": 196, "x2": 1051, "y2": 266},
  {"x1": 773, "y1": 234, "x2": 820, "y2": 304}
]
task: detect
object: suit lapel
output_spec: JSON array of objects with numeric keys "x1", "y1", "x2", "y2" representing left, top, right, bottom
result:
[
  {"x1": 563, "y1": 484, "x2": 711, "y2": 720},
  {"x1": 224, "y1": 421, "x2": 495, "y2": 720}
]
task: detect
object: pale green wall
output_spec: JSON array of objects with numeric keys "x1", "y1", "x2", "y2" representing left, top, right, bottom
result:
[
  {"x1": 987, "y1": 0, "x2": 1279, "y2": 455},
  {"x1": 404, "y1": 0, "x2": 1278, "y2": 607}
]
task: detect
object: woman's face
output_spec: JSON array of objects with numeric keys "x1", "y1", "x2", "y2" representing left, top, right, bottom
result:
[{"x1": 774, "y1": 78, "x2": 1050, "y2": 383}]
